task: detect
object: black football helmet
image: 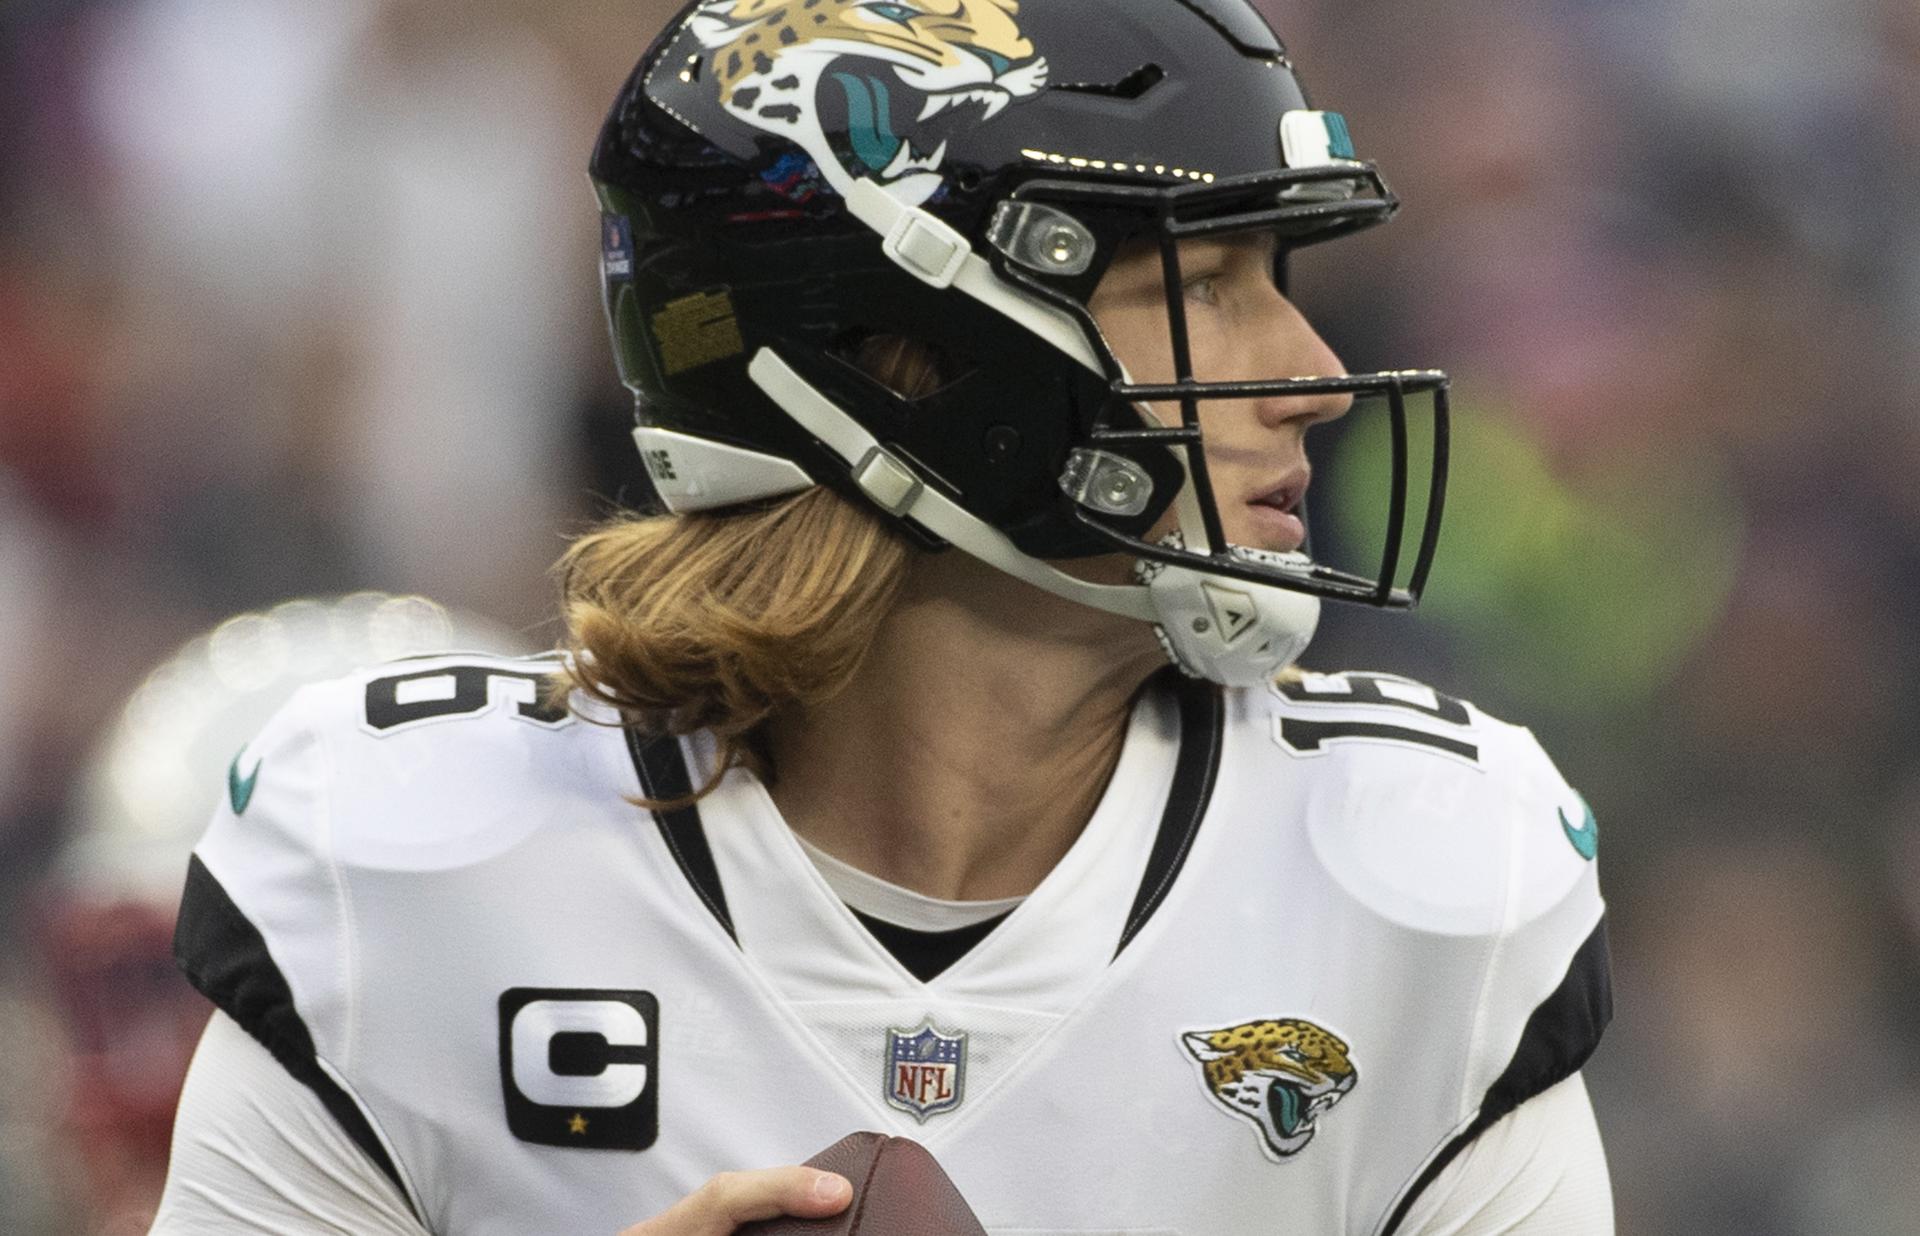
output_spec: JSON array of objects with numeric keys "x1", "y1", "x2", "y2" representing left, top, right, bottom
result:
[{"x1": 590, "y1": 0, "x2": 1448, "y2": 685}]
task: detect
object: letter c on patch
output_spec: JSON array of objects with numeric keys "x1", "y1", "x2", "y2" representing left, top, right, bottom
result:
[{"x1": 510, "y1": 999, "x2": 650, "y2": 1107}]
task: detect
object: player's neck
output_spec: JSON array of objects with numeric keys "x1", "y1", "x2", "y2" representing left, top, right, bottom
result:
[{"x1": 761, "y1": 552, "x2": 1165, "y2": 903}]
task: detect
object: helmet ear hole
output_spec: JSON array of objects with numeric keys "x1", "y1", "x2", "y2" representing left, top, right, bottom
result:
[{"x1": 833, "y1": 333, "x2": 972, "y2": 401}]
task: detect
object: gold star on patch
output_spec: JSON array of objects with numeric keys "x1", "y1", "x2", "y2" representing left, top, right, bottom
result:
[{"x1": 568, "y1": 1113, "x2": 589, "y2": 1135}]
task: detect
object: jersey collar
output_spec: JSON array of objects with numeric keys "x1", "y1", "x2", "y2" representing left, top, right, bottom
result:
[{"x1": 623, "y1": 671, "x2": 1225, "y2": 1011}]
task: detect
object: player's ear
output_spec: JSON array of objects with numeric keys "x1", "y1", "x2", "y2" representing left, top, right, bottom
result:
[{"x1": 1182, "y1": 1032, "x2": 1231, "y2": 1062}]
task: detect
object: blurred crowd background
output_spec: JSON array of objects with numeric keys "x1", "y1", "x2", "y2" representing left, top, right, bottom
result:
[{"x1": 1, "y1": 0, "x2": 1914, "y2": 1232}]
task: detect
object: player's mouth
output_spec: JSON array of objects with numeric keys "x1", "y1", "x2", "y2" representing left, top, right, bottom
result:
[{"x1": 1244, "y1": 476, "x2": 1307, "y2": 552}]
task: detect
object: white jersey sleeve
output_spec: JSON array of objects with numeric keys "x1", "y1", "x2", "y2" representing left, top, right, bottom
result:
[
  {"x1": 165, "y1": 654, "x2": 630, "y2": 1232},
  {"x1": 1401, "y1": 1072, "x2": 1613, "y2": 1235},
  {"x1": 169, "y1": 673, "x2": 444, "y2": 1223},
  {"x1": 152, "y1": 1010, "x2": 427, "y2": 1236}
]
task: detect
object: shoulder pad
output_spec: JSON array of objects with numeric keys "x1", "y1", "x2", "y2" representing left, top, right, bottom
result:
[
  {"x1": 296, "y1": 652, "x2": 638, "y2": 875},
  {"x1": 1243, "y1": 671, "x2": 1599, "y2": 937},
  {"x1": 204, "y1": 653, "x2": 626, "y2": 882}
]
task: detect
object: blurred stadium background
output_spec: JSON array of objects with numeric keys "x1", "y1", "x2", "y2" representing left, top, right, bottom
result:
[{"x1": 1, "y1": 0, "x2": 1915, "y2": 1232}]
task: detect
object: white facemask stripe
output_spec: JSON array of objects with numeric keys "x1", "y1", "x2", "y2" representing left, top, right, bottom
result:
[{"x1": 748, "y1": 348, "x2": 1157, "y2": 623}]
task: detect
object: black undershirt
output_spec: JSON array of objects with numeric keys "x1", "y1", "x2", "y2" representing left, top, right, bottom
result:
[{"x1": 850, "y1": 908, "x2": 1017, "y2": 982}]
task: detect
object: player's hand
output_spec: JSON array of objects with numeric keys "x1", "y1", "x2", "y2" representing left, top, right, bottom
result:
[{"x1": 617, "y1": 1167, "x2": 853, "y2": 1235}]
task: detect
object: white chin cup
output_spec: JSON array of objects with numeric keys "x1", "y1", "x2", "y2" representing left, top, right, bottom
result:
[{"x1": 1139, "y1": 548, "x2": 1321, "y2": 687}]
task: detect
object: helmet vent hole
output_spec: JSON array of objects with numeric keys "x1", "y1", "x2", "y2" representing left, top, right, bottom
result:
[{"x1": 1053, "y1": 63, "x2": 1165, "y2": 101}]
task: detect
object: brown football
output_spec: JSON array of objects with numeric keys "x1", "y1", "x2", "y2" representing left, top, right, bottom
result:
[{"x1": 736, "y1": 1132, "x2": 988, "y2": 1236}]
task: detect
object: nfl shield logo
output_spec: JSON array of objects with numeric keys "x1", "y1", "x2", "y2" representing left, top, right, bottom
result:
[{"x1": 883, "y1": 1020, "x2": 967, "y2": 1122}]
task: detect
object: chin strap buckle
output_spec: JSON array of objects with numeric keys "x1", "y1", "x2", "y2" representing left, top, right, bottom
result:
[
  {"x1": 849, "y1": 179, "x2": 971, "y2": 289},
  {"x1": 853, "y1": 446, "x2": 925, "y2": 516}
]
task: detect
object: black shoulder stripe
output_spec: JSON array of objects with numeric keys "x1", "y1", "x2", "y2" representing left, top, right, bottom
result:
[
  {"x1": 1115, "y1": 673, "x2": 1226, "y2": 957},
  {"x1": 1378, "y1": 914, "x2": 1614, "y2": 1236},
  {"x1": 172, "y1": 856, "x2": 420, "y2": 1220},
  {"x1": 625, "y1": 728, "x2": 738, "y2": 943}
]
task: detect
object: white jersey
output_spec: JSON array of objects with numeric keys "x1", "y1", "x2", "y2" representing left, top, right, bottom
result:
[{"x1": 173, "y1": 654, "x2": 1610, "y2": 1235}]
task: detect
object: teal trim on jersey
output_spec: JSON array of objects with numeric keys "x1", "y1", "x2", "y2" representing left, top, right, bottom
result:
[
  {"x1": 228, "y1": 748, "x2": 262, "y2": 817},
  {"x1": 1324, "y1": 112, "x2": 1355, "y2": 160},
  {"x1": 1558, "y1": 799, "x2": 1597, "y2": 861}
]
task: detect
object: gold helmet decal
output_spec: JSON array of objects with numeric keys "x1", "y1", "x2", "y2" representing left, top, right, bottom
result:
[
  {"x1": 1181, "y1": 1018, "x2": 1359, "y2": 1160},
  {"x1": 682, "y1": 0, "x2": 1049, "y2": 204}
]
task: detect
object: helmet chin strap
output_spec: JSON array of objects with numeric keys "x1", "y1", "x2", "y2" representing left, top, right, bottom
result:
[
  {"x1": 1136, "y1": 420, "x2": 1322, "y2": 685},
  {"x1": 749, "y1": 348, "x2": 1153, "y2": 623},
  {"x1": 748, "y1": 348, "x2": 1319, "y2": 687},
  {"x1": 1132, "y1": 535, "x2": 1321, "y2": 687}
]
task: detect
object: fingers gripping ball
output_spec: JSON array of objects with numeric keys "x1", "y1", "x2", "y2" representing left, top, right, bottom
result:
[{"x1": 738, "y1": 1132, "x2": 988, "y2": 1236}]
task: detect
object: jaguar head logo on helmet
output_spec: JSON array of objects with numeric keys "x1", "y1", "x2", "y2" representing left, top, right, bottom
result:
[
  {"x1": 681, "y1": 0, "x2": 1049, "y2": 204},
  {"x1": 594, "y1": 0, "x2": 1451, "y2": 686}
]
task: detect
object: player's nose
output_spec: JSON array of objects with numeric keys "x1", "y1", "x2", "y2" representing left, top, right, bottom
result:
[{"x1": 1252, "y1": 301, "x2": 1352, "y2": 431}]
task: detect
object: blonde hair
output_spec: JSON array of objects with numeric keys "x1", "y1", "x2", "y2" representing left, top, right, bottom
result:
[
  {"x1": 556, "y1": 337, "x2": 951, "y2": 803},
  {"x1": 553, "y1": 487, "x2": 913, "y2": 799}
]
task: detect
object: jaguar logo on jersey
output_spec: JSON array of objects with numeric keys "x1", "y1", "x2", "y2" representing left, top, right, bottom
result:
[
  {"x1": 884, "y1": 1019, "x2": 967, "y2": 1121},
  {"x1": 678, "y1": 0, "x2": 1050, "y2": 205},
  {"x1": 499, "y1": 988, "x2": 659, "y2": 1151},
  {"x1": 1180, "y1": 1018, "x2": 1358, "y2": 1161}
]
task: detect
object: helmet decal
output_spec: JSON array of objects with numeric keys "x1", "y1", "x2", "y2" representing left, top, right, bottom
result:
[{"x1": 683, "y1": 0, "x2": 1050, "y2": 204}]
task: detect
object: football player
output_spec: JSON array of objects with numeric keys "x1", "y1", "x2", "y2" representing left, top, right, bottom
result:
[{"x1": 153, "y1": 1, "x2": 1613, "y2": 1233}]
